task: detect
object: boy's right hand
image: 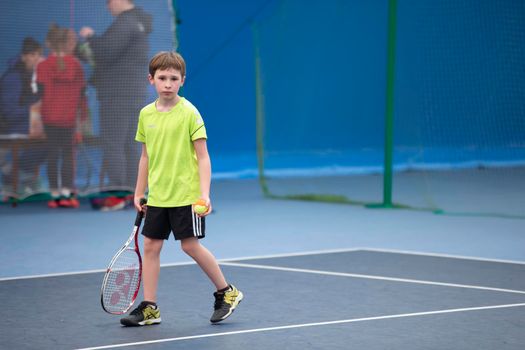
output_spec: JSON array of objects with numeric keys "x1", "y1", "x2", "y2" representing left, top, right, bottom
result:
[{"x1": 134, "y1": 197, "x2": 147, "y2": 213}]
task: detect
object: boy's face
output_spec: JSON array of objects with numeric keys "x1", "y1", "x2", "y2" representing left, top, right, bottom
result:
[{"x1": 149, "y1": 68, "x2": 185, "y2": 102}]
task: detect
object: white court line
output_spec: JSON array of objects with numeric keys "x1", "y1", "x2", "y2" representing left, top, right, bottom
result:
[
  {"x1": 74, "y1": 302, "x2": 525, "y2": 350},
  {"x1": 2, "y1": 246, "x2": 524, "y2": 282},
  {"x1": 0, "y1": 248, "x2": 363, "y2": 282},
  {"x1": 161, "y1": 247, "x2": 365, "y2": 268},
  {"x1": 358, "y1": 247, "x2": 525, "y2": 266},
  {"x1": 220, "y1": 262, "x2": 525, "y2": 295},
  {"x1": 213, "y1": 247, "x2": 362, "y2": 263},
  {"x1": 0, "y1": 269, "x2": 108, "y2": 282},
  {"x1": 0, "y1": 261, "x2": 197, "y2": 282}
]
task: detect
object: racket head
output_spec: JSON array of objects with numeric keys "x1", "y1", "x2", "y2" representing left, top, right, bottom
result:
[{"x1": 100, "y1": 247, "x2": 142, "y2": 314}]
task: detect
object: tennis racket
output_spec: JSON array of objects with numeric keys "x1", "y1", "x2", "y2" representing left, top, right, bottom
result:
[{"x1": 100, "y1": 198, "x2": 146, "y2": 314}]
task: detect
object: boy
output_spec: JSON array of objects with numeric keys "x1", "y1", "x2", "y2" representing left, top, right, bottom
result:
[{"x1": 120, "y1": 51, "x2": 242, "y2": 326}]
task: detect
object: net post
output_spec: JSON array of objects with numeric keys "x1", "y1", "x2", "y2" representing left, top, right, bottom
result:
[
  {"x1": 383, "y1": 0, "x2": 397, "y2": 208},
  {"x1": 170, "y1": 0, "x2": 180, "y2": 51},
  {"x1": 364, "y1": 0, "x2": 398, "y2": 210},
  {"x1": 253, "y1": 23, "x2": 270, "y2": 197},
  {"x1": 366, "y1": 0, "x2": 399, "y2": 209}
]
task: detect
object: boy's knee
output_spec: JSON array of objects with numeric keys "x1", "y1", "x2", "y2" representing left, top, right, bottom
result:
[
  {"x1": 181, "y1": 238, "x2": 199, "y2": 256},
  {"x1": 143, "y1": 237, "x2": 162, "y2": 255}
]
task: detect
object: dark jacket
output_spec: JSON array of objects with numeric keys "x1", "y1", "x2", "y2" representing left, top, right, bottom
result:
[
  {"x1": 0, "y1": 58, "x2": 40, "y2": 134},
  {"x1": 88, "y1": 7, "x2": 152, "y2": 97}
]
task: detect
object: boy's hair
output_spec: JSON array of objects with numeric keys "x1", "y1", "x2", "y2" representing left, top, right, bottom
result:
[
  {"x1": 149, "y1": 51, "x2": 186, "y2": 78},
  {"x1": 21, "y1": 37, "x2": 42, "y2": 54}
]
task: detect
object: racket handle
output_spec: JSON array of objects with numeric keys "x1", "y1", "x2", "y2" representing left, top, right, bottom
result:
[{"x1": 135, "y1": 198, "x2": 147, "y2": 226}]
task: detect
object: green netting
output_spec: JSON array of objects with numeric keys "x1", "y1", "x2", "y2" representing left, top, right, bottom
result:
[{"x1": 254, "y1": 0, "x2": 525, "y2": 218}]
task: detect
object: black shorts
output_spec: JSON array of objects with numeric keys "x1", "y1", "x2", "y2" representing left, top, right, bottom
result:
[{"x1": 142, "y1": 205, "x2": 205, "y2": 240}]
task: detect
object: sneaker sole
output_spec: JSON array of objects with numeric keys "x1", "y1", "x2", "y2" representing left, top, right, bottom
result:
[
  {"x1": 120, "y1": 317, "x2": 162, "y2": 327},
  {"x1": 210, "y1": 291, "x2": 243, "y2": 323}
]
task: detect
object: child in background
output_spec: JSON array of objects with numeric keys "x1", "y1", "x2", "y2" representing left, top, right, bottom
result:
[
  {"x1": 0, "y1": 38, "x2": 42, "y2": 135},
  {"x1": 0, "y1": 38, "x2": 44, "y2": 194},
  {"x1": 37, "y1": 24, "x2": 86, "y2": 208}
]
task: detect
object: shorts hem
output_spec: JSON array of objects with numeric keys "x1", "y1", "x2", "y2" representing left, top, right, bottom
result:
[
  {"x1": 174, "y1": 233, "x2": 205, "y2": 241},
  {"x1": 141, "y1": 230, "x2": 171, "y2": 240}
]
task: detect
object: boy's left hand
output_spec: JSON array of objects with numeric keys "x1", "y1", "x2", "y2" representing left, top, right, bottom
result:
[{"x1": 198, "y1": 197, "x2": 212, "y2": 217}]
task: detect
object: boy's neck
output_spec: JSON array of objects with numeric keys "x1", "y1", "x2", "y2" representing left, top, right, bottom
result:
[{"x1": 155, "y1": 95, "x2": 181, "y2": 112}]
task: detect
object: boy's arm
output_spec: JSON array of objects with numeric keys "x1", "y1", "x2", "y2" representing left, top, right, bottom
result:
[
  {"x1": 193, "y1": 138, "x2": 212, "y2": 216},
  {"x1": 134, "y1": 143, "x2": 149, "y2": 211}
]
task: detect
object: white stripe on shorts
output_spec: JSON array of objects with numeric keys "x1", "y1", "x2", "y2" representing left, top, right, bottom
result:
[{"x1": 192, "y1": 208, "x2": 202, "y2": 237}]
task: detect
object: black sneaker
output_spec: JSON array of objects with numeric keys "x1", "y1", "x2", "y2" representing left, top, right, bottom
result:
[
  {"x1": 210, "y1": 284, "x2": 243, "y2": 323},
  {"x1": 120, "y1": 301, "x2": 161, "y2": 326}
]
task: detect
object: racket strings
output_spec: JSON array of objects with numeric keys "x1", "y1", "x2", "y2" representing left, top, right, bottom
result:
[{"x1": 102, "y1": 249, "x2": 141, "y2": 313}]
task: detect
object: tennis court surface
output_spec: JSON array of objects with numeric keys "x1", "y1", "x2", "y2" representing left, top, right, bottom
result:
[{"x1": 2, "y1": 248, "x2": 524, "y2": 350}]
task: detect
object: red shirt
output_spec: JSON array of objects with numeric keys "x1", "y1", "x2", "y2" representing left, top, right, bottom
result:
[{"x1": 37, "y1": 55, "x2": 85, "y2": 128}]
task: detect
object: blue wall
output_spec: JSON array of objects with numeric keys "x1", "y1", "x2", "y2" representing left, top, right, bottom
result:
[
  {"x1": 177, "y1": 0, "x2": 525, "y2": 173},
  {"x1": 2, "y1": 0, "x2": 524, "y2": 178},
  {"x1": 255, "y1": 0, "x2": 387, "y2": 152},
  {"x1": 176, "y1": 0, "x2": 274, "y2": 174},
  {"x1": 395, "y1": 0, "x2": 525, "y2": 149}
]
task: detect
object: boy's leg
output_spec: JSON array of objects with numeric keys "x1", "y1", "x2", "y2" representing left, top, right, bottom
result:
[
  {"x1": 143, "y1": 236, "x2": 164, "y2": 302},
  {"x1": 120, "y1": 236, "x2": 163, "y2": 327},
  {"x1": 180, "y1": 237, "x2": 243, "y2": 323},
  {"x1": 180, "y1": 237, "x2": 227, "y2": 290}
]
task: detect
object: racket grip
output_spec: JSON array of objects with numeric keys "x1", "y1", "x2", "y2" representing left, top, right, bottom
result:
[{"x1": 135, "y1": 198, "x2": 147, "y2": 226}]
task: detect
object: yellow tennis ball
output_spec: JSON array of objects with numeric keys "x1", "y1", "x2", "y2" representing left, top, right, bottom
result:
[{"x1": 193, "y1": 199, "x2": 208, "y2": 214}]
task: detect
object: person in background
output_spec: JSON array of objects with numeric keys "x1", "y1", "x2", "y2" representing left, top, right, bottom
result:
[
  {"x1": 0, "y1": 37, "x2": 44, "y2": 194},
  {"x1": 79, "y1": 0, "x2": 152, "y2": 210},
  {"x1": 37, "y1": 24, "x2": 86, "y2": 208}
]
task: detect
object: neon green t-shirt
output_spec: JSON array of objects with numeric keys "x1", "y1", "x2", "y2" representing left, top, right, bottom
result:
[{"x1": 135, "y1": 97, "x2": 207, "y2": 207}]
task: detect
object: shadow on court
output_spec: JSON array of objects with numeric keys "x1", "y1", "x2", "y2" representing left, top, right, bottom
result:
[{"x1": 2, "y1": 250, "x2": 525, "y2": 350}]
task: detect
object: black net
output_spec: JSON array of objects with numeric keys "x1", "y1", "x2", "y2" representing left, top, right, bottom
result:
[{"x1": 0, "y1": 0, "x2": 176, "y2": 203}]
